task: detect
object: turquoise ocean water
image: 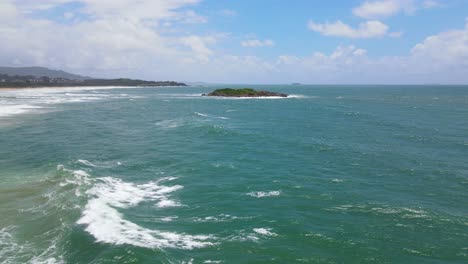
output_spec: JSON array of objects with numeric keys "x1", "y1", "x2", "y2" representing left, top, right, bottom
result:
[{"x1": 0, "y1": 85, "x2": 467, "y2": 263}]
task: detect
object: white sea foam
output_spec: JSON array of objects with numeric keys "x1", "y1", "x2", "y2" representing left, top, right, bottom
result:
[
  {"x1": 159, "y1": 176, "x2": 178, "y2": 182},
  {"x1": 195, "y1": 112, "x2": 209, "y2": 117},
  {"x1": 73, "y1": 170, "x2": 89, "y2": 180},
  {"x1": 253, "y1": 228, "x2": 277, "y2": 237},
  {"x1": 229, "y1": 228, "x2": 277, "y2": 242},
  {"x1": 0, "y1": 227, "x2": 18, "y2": 263},
  {"x1": 160, "y1": 216, "x2": 178, "y2": 222},
  {"x1": 328, "y1": 204, "x2": 429, "y2": 219},
  {"x1": 192, "y1": 214, "x2": 250, "y2": 223},
  {"x1": 247, "y1": 191, "x2": 281, "y2": 198},
  {"x1": 76, "y1": 159, "x2": 96, "y2": 167},
  {"x1": 77, "y1": 177, "x2": 214, "y2": 249},
  {"x1": 0, "y1": 104, "x2": 43, "y2": 117},
  {"x1": 0, "y1": 86, "x2": 135, "y2": 119},
  {"x1": 229, "y1": 233, "x2": 259, "y2": 242},
  {"x1": 57, "y1": 165, "x2": 93, "y2": 188},
  {"x1": 0, "y1": 226, "x2": 64, "y2": 264},
  {"x1": 156, "y1": 199, "x2": 181, "y2": 208},
  {"x1": 194, "y1": 112, "x2": 229, "y2": 120},
  {"x1": 287, "y1": 94, "x2": 308, "y2": 99}
]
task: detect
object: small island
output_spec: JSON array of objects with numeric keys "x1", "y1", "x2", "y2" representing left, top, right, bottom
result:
[{"x1": 202, "y1": 88, "x2": 288, "y2": 98}]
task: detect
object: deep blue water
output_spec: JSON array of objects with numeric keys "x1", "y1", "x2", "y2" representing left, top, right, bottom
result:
[{"x1": 0, "y1": 85, "x2": 467, "y2": 263}]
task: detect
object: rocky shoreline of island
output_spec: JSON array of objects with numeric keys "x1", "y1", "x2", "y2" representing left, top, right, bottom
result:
[{"x1": 202, "y1": 88, "x2": 288, "y2": 97}]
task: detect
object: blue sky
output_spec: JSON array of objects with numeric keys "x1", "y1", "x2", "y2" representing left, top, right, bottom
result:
[{"x1": 1, "y1": 0, "x2": 468, "y2": 84}]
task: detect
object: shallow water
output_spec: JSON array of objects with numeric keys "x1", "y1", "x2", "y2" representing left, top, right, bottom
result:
[{"x1": 0, "y1": 85, "x2": 467, "y2": 263}]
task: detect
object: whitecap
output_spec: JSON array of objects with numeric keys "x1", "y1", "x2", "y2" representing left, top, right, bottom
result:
[
  {"x1": 287, "y1": 94, "x2": 308, "y2": 99},
  {"x1": 192, "y1": 214, "x2": 250, "y2": 223},
  {"x1": 228, "y1": 228, "x2": 276, "y2": 242},
  {"x1": 156, "y1": 199, "x2": 181, "y2": 208},
  {"x1": 246, "y1": 191, "x2": 281, "y2": 198},
  {"x1": 160, "y1": 216, "x2": 178, "y2": 222},
  {"x1": 76, "y1": 159, "x2": 96, "y2": 167},
  {"x1": 194, "y1": 112, "x2": 230, "y2": 120},
  {"x1": 0, "y1": 104, "x2": 43, "y2": 117},
  {"x1": 253, "y1": 228, "x2": 277, "y2": 237},
  {"x1": 77, "y1": 177, "x2": 214, "y2": 249},
  {"x1": 158, "y1": 176, "x2": 178, "y2": 182},
  {"x1": 57, "y1": 165, "x2": 93, "y2": 187},
  {"x1": 195, "y1": 112, "x2": 209, "y2": 117},
  {"x1": 0, "y1": 226, "x2": 65, "y2": 264},
  {"x1": 0, "y1": 86, "x2": 138, "y2": 119}
]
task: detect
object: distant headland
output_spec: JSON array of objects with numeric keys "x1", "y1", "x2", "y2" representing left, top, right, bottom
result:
[
  {"x1": 202, "y1": 88, "x2": 288, "y2": 97},
  {"x1": 0, "y1": 66, "x2": 186, "y2": 88}
]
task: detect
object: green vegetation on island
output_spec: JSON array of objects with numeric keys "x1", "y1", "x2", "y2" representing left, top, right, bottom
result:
[
  {"x1": 203, "y1": 88, "x2": 288, "y2": 97},
  {"x1": 0, "y1": 75, "x2": 186, "y2": 88},
  {"x1": 0, "y1": 67, "x2": 187, "y2": 88}
]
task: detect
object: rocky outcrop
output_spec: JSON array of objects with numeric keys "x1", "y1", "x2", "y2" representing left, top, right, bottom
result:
[{"x1": 202, "y1": 88, "x2": 288, "y2": 97}]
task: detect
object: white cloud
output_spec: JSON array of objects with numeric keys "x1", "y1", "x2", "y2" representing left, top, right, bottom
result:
[
  {"x1": 308, "y1": 20, "x2": 389, "y2": 38},
  {"x1": 0, "y1": 0, "x2": 467, "y2": 84},
  {"x1": 63, "y1": 12, "x2": 74, "y2": 19},
  {"x1": 0, "y1": 1, "x2": 17, "y2": 20},
  {"x1": 352, "y1": 0, "x2": 439, "y2": 19},
  {"x1": 177, "y1": 10, "x2": 208, "y2": 23},
  {"x1": 411, "y1": 20, "x2": 468, "y2": 67},
  {"x1": 353, "y1": 48, "x2": 368, "y2": 56},
  {"x1": 180, "y1": 35, "x2": 217, "y2": 62},
  {"x1": 289, "y1": 20, "x2": 468, "y2": 83},
  {"x1": 0, "y1": 0, "x2": 215, "y2": 78},
  {"x1": 79, "y1": 0, "x2": 202, "y2": 20},
  {"x1": 241, "y1": 39, "x2": 275, "y2": 47},
  {"x1": 193, "y1": 19, "x2": 468, "y2": 84},
  {"x1": 353, "y1": 0, "x2": 401, "y2": 19}
]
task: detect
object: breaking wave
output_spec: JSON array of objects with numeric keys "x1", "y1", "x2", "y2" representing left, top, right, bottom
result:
[{"x1": 77, "y1": 176, "x2": 215, "y2": 249}]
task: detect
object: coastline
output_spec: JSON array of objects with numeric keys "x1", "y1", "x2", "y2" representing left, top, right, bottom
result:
[{"x1": 0, "y1": 85, "x2": 186, "y2": 91}]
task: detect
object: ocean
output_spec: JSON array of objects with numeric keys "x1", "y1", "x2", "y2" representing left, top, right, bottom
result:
[{"x1": 0, "y1": 85, "x2": 467, "y2": 263}]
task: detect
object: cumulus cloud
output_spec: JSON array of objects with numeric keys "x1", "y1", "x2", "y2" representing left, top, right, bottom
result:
[
  {"x1": 353, "y1": 0, "x2": 402, "y2": 19},
  {"x1": 240, "y1": 39, "x2": 275, "y2": 47},
  {"x1": 198, "y1": 19, "x2": 468, "y2": 84},
  {"x1": 308, "y1": 20, "x2": 389, "y2": 38},
  {"x1": 292, "y1": 19, "x2": 468, "y2": 83},
  {"x1": 411, "y1": 20, "x2": 468, "y2": 67},
  {"x1": 180, "y1": 35, "x2": 217, "y2": 62},
  {"x1": 0, "y1": 0, "x2": 215, "y2": 78},
  {"x1": 0, "y1": 0, "x2": 466, "y2": 84},
  {"x1": 352, "y1": 0, "x2": 439, "y2": 19}
]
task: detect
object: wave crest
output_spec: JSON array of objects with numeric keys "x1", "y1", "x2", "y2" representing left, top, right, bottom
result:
[{"x1": 77, "y1": 177, "x2": 214, "y2": 249}]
